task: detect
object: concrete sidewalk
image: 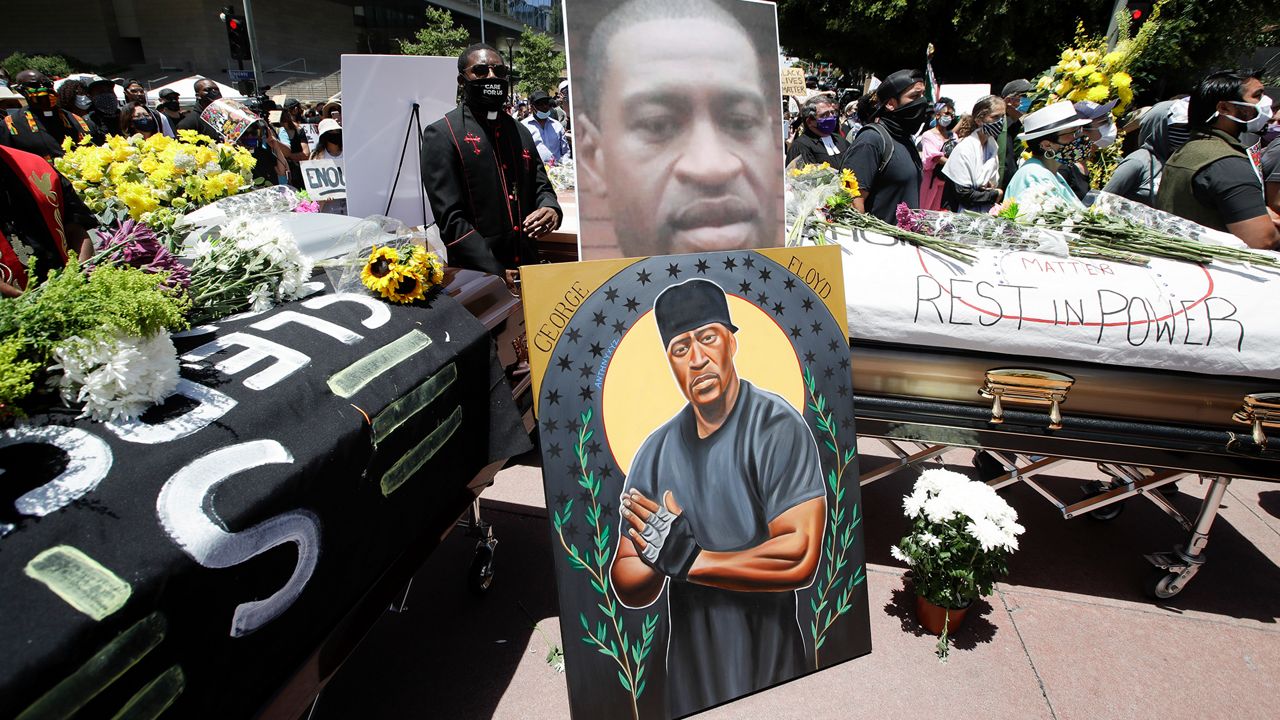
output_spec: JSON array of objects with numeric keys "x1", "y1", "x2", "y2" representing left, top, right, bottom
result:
[{"x1": 314, "y1": 442, "x2": 1280, "y2": 720}]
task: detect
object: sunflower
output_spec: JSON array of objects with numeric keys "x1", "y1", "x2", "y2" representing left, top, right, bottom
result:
[
  {"x1": 385, "y1": 268, "x2": 427, "y2": 304},
  {"x1": 839, "y1": 168, "x2": 861, "y2": 198},
  {"x1": 361, "y1": 245, "x2": 401, "y2": 297}
]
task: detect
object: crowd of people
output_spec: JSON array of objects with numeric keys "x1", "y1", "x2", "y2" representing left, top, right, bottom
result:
[{"x1": 785, "y1": 67, "x2": 1280, "y2": 249}]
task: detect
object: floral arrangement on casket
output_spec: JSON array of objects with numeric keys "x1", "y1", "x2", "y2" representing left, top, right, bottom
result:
[
  {"x1": 891, "y1": 469, "x2": 1025, "y2": 658},
  {"x1": 186, "y1": 216, "x2": 314, "y2": 324},
  {"x1": 360, "y1": 243, "x2": 446, "y2": 304},
  {"x1": 0, "y1": 259, "x2": 189, "y2": 422},
  {"x1": 55, "y1": 130, "x2": 258, "y2": 250}
]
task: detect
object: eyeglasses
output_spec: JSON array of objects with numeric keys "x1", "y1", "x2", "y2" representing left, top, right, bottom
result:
[{"x1": 467, "y1": 63, "x2": 510, "y2": 79}]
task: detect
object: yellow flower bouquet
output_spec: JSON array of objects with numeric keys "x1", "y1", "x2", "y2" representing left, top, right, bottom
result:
[
  {"x1": 55, "y1": 130, "x2": 258, "y2": 250},
  {"x1": 360, "y1": 244, "x2": 446, "y2": 304}
]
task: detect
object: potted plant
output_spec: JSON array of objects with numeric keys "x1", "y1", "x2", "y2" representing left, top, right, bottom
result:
[{"x1": 891, "y1": 469, "x2": 1025, "y2": 654}]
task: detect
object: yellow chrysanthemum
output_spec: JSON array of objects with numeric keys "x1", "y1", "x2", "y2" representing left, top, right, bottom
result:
[
  {"x1": 1102, "y1": 51, "x2": 1125, "y2": 68},
  {"x1": 1086, "y1": 85, "x2": 1111, "y2": 103},
  {"x1": 1116, "y1": 86, "x2": 1134, "y2": 106},
  {"x1": 1037, "y1": 76, "x2": 1054, "y2": 91},
  {"x1": 1088, "y1": 72, "x2": 1107, "y2": 87},
  {"x1": 1060, "y1": 49, "x2": 1076, "y2": 63},
  {"x1": 1110, "y1": 72, "x2": 1132, "y2": 90},
  {"x1": 1073, "y1": 64, "x2": 1096, "y2": 82},
  {"x1": 1068, "y1": 88, "x2": 1089, "y2": 103},
  {"x1": 1082, "y1": 50, "x2": 1100, "y2": 65},
  {"x1": 1055, "y1": 80, "x2": 1073, "y2": 97}
]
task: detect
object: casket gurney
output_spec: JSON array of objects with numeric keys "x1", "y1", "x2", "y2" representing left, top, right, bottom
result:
[{"x1": 822, "y1": 226, "x2": 1280, "y2": 599}]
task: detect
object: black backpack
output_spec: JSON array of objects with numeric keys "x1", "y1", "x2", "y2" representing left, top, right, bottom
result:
[{"x1": 855, "y1": 122, "x2": 895, "y2": 176}]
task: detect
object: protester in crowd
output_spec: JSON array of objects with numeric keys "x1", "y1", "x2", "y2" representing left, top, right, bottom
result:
[
  {"x1": 303, "y1": 104, "x2": 322, "y2": 123},
  {"x1": 0, "y1": 144, "x2": 97, "y2": 296},
  {"x1": 786, "y1": 95, "x2": 848, "y2": 168},
  {"x1": 551, "y1": 79, "x2": 571, "y2": 131},
  {"x1": 1057, "y1": 99, "x2": 1117, "y2": 201},
  {"x1": 156, "y1": 89, "x2": 185, "y2": 126},
  {"x1": 322, "y1": 101, "x2": 341, "y2": 124},
  {"x1": 1103, "y1": 100, "x2": 1176, "y2": 206},
  {"x1": 841, "y1": 69, "x2": 927, "y2": 222},
  {"x1": 177, "y1": 78, "x2": 225, "y2": 139},
  {"x1": 844, "y1": 95, "x2": 876, "y2": 143},
  {"x1": 0, "y1": 71, "x2": 94, "y2": 161},
  {"x1": 997, "y1": 78, "x2": 1035, "y2": 189},
  {"x1": 118, "y1": 102, "x2": 160, "y2": 139},
  {"x1": 57, "y1": 80, "x2": 93, "y2": 117},
  {"x1": 304, "y1": 118, "x2": 345, "y2": 213},
  {"x1": 1262, "y1": 106, "x2": 1279, "y2": 214},
  {"x1": 309, "y1": 118, "x2": 342, "y2": 161},
  {"x1": 942, "y1": 95, "x2": 1005, "y2": 212},
  {"x1": 123, "y1": 80, "x2": 147, "y2": 106},
  {"x1": 85, "y1": 78, "x2": 121, "y2": 143},
  {"x1": 917, "y1": 98, "x2": 955, "y2": 211},
  {"x1": 421, "y1": 43, "x2": 560, "y2": 286},
  {"x1": 522, "y1": 90, "x2": 570, "y2": 164},
  {"x1": 840, "y1": 99, "x2": 860, "y2": 138},
  {"x1": 1004, "y1": 100, "x2": 1090, "y2": 209},
  {"x1": 241, "y1": 120, "x2": 286, "y2": 186},
  {"x1": 277, "y1": 98, "x2": 310, "y2": 189},
  {"x1": 1157, "y1": 69, "x2": 1279, "y2": 249}
]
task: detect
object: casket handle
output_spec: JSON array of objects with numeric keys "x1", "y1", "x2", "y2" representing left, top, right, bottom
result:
[
  {"x1": 1232, "y1": 393, "x2": 1280, "y2": 449},
  {"x1": 978, "y1": 368, "x2": 1075, "y2": 431}
]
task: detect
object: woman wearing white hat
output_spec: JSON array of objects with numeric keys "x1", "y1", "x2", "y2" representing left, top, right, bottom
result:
[{"x1": 1004, "y1": 100, "x2": 1091, "y2": 209}]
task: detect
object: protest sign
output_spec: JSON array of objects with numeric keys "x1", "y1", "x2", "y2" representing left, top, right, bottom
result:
[
  {"x1": 781, "y1": 67, "x2": 807, "y2": 96},
  {"x1": 299, "y1": 159, "x2": 346, "y2": 200}
]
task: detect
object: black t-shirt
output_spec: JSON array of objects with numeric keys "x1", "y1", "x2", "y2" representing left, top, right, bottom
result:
[
  {"x1": 622, "y1": 380, "x2": 824, "y2": 717},
  {"x1": 1261, "y1": 141, "x2": 1279, "y2": 185},
  {"x1": 1193, "y1": 156, "x2": 1267, "y2": 224},
  {"x1": 841, "y1": 125, "x2": 922, "y2": 223}
]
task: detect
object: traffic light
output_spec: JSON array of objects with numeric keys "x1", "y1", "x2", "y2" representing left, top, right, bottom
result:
[
  {"x1": 1127, "y1": 2, "x2": 1154, "y2": 33},
  {"x1": 219, "y1": 6, "x2": 251, "y2": 61}
]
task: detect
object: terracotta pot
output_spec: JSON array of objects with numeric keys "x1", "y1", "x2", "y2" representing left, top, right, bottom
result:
[{"x1": 915, "y1": 594, "x2": 971, "y2": 635}]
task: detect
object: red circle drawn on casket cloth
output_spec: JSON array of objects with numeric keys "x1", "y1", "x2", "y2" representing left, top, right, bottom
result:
[{"x1": 915, "y1": 246, "x2": 1216, "y2": 327}]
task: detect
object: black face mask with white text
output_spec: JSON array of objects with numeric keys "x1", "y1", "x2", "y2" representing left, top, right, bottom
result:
[{"x1": 464, "y1": 78, "x2": 509, "y2": 112}]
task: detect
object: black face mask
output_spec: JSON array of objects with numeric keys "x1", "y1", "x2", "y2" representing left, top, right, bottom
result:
[
  {"x1": 464, "y1": 77, "x2": 509, "y2": 111},
  {"x1": 93, "y1": 94, "x2": 118, "y2": 115},
  {"x1": 883, "y1": 96, "x2": 928, "y2": 136},
  {"x1": 132, "y1": 116, "x2": 157, "y2": 132},
  {"x1": 159, "y1": 102, "x2": 179, "y2": 113}
]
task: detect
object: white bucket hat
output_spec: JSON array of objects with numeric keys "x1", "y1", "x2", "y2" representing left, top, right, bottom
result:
[{"x1": 1018, "y1": 100, "x2": 1090, "y2": 141}]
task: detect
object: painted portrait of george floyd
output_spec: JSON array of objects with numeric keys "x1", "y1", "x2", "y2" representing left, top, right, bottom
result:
[
  {"x1": 565, "y1": 0, "x2": 786, "y2": 260},
  {"x1": 522, "y1": 245, "x2": 872, "y2": 719}
]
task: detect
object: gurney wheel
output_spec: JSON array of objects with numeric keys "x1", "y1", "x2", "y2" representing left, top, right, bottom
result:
[
  {"x1": 1144, "y1": 570, "x2": 1182, "y2": 600},
  {"x1": 468, "y1": 544, "x2": 495, "y2": 596},
  {"x1": 1081, "y1": 481, "x2": 1124, "y2": 522}
]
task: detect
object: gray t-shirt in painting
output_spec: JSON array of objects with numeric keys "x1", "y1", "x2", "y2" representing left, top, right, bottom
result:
[{"x1": 621, "y1": 380, "x2": 825, "y2": 716}]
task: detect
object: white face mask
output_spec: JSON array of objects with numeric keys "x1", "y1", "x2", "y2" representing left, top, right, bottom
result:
[
  {"x1": 1227, "y1": 96, "x2": 1274, "y2": 133},
  {"x1": 1094, "y1": 121, "x2": 1117, "y2": 149}
]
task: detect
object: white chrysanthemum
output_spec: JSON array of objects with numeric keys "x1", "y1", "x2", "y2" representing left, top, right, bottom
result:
[
  {"x1": 50, "y1": 332, "x2": 180, "y2": 422},
  {"x1": 919, "y1": 532, "x2": 941, "y2": 548},
  {"x1": 966, "y1": 518, "x2": 1009, "y2": 552},
  {"x1": 902, "y1": 488, "x2": 927, "y2": 518},
  {"x1": 889, "y1": 545, "x2": 912, "y2": 565}
]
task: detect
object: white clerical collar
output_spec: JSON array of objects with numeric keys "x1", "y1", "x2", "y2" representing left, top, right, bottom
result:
[{"x1": 820, "y1": 135, "x2": 838, "y2": 154}]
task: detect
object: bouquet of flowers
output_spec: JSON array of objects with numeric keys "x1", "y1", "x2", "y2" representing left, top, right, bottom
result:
[
  {"x1": 89, "y1": 220, "x2": 192, "y2": 291},
  {"x1": 56, "y1": 130, "x2": 258, "y2": 250},
  {"x1": 1029, "y1": 7, "x2": 1164, "y2": 118},
  {"x1": 546, "y1": 158, "x2": 575, "y2": 194},
  {"x1": 0, "y1": 261, "x2": 189, "y2": 421},
  {"x1": 892, "y1": 469, "x2": 1025, "y2": 656},
  {"x1": 186, "y1": 216, "x2": 313, "y2": 323},
  {"x1": 360, "y1": 243, "x2": 446, "y2": 304}
]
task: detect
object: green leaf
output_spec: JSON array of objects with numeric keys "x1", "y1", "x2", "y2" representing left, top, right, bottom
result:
[
  {"x1": 580, "y1": 613, "x2": 589, "y2": 631},
  {"x1": 590, "y1": 578, "x2": 604, "y2": 595},
  {"x1": 824, "y1": 439, "x2": 837, "y2": 454},
  {"x1": 816, "y1": 635, "x2": 827, "y2": 650},
  {"x1": 598, "y1": 602, "x2": 614, "y2": 618},
  {"x1": 637, "y1": 679, "x2": 647, "y2": 698}
]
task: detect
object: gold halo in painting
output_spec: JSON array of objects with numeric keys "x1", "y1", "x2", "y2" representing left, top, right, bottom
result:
[{"x1": 601, "y1": 294, "x2": 805, "y2": 477}]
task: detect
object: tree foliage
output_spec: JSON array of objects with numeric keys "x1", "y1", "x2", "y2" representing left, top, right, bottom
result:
[
  {"x1": 514, "y1": 27, "x2": 565, "y2": 97},
  {"x1": 2, "y1": 52, "x2": 75, "y2": 79},
  {"x1": 776, "y1": 0, "x2": 1278, "y2": 100},
  {"x1": 397, "y1": 7, "x2": 469, "y2": 58}
]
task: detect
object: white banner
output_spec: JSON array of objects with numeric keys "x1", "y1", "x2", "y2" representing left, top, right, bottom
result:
[{"x1": 819, "y1": 227, "x2": 1280, "y2": 380}]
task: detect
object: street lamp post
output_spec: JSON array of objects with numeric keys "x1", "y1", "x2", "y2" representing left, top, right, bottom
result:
[{"x1": 479, "y1": 0, "x2": 486, "y2": 44}]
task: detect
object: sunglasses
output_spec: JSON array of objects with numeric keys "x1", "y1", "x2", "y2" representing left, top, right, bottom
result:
[{"x1": 467, "y1": 63, "x2": 510, "y2": 79}]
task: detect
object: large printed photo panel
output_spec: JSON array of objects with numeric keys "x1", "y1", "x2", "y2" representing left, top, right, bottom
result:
[{"x1": 565, "y1": 0, "x2": 787, "y2": 260}]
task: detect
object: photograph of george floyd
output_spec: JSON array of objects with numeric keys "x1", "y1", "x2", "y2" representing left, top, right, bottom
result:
[{"x1": 565, "y1": 0, "x2": 786, "y2": 260}]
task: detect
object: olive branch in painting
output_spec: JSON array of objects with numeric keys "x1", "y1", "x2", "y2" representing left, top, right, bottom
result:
[
  {"x1": 804, "y1": 367, "x2": 866, "y2": 669},
  {"x1": 551, "y1": 408, "x2": 659, "y2": 720}
]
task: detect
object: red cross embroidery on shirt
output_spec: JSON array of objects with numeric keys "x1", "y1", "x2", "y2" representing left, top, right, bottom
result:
[{"x1": 463, "y1": 133, "x2": 482, "y2": 155}]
